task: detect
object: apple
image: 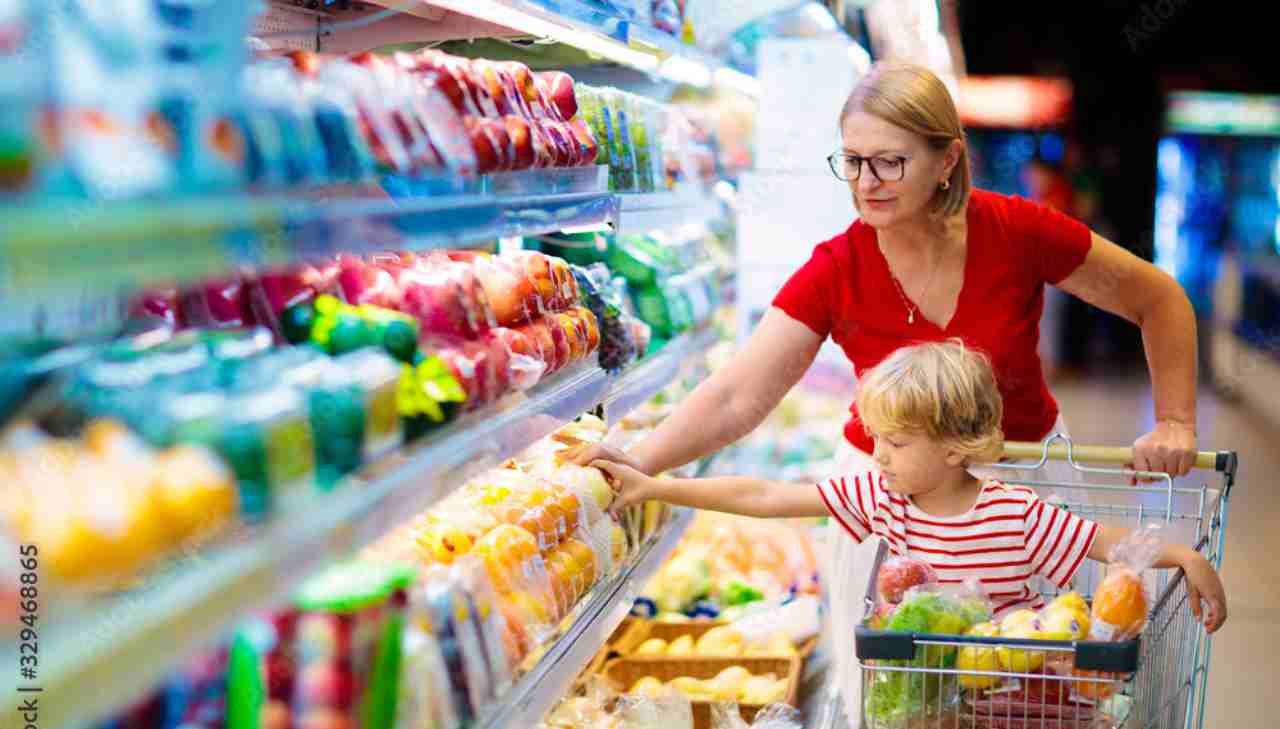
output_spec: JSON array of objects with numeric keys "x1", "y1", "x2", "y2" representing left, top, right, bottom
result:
[
  {"x1": 1039, "y1": 604, "x2": 1088, "y2": 640},
  {"x1": 997, "y1": 610, "x2": 1049, "y2": 673},
  {"x1": 459, "y1": 61, "x2": 501, "y2": 118},
  {"x1": 261, "y1": 701, "x2": 292, "y2": 729},
  {"x1": 536, "y1": 71, "x2": 578, "y2": 121},
  {"x1": 130, "y1": 287, "x2": 182, "y2": 326},
  {"x1": 511, "y1": 319, "x2": 556, "y2": 373},
  {"x1": 473, "y1": 256, "x2": 537, "y2": 326},
  {"x1": 876, "y1": 556, "x2": 937, "y2": 604},
  {"x1": 502, "y1": 115, "x2": 535, "y2": 170},
  {"x1": 337, "y1": 260, "x2": 401, "y2": 309},
  {"x1": 286, "y1": 49, "x2": 324, "y2": 77},
  {"x1": 263, "y1": 651, "x2": 296, "y2": 699},
  {"x1": 463, "y1": 115, "x2": 507, "y2": 174},
  {"x1": 534, "y1": 119, "x2": 574, "y2": 167},
  {"x1": 568, "y1": 117, "x2": 599, "y2": 166}
]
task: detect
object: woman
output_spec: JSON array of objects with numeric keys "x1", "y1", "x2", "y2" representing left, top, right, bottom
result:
[{"x1": 572, "y1": 62, "x2": 1198, "y2": 720}]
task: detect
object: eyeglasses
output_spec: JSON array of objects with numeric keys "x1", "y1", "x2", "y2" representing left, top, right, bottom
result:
[{"x1": 827, "y1": 153, "x2": 908, "y2": 182}]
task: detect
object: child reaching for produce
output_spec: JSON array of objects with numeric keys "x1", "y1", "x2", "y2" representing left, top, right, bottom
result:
[{"x1": 592, "y1": 340, "x2": 1227, "y2": 632}]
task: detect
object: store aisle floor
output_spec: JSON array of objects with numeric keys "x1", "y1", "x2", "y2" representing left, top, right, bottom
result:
[{"x1": 1054, "y1": 374, "x2": 1279, "y2": 729}]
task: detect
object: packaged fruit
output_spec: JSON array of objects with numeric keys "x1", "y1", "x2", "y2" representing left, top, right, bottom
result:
[
  {"x1": 227, "y1": 562, "x2": 415, "y2": 729},
  {"x1": 876, "y1": 555, "x2": 938, "y2": 605},
  {"x1": 1090, "y1": 524, "x2": 1163, "y2": 642}
]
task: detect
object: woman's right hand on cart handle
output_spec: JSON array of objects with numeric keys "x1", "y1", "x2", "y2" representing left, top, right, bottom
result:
[
  {"x1": 568, "y1": 309, "x2": 823, "y2": 476},
  {"x1": 1092, "y1": 525, "x2": 1228, "y2": 633}
]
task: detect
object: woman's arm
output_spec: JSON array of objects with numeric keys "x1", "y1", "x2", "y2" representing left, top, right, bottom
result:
[
  {"x1": 1088, "y1": 525, "x2": 1226, "y2": 632},
  {"x1": 1056, "y1": 232, "x2": 1198, "y2": 476},
  {"x1": 571, "y1": 308, "x2": 824, "y2": 475},
  {"x1": 591, "y1": 460, "x2": 829, "y2": 519}
]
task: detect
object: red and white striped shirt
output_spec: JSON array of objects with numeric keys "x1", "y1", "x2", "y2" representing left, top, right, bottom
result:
[{"x1": 817, "y1": 472, "x2": 1099, "y2": 617}]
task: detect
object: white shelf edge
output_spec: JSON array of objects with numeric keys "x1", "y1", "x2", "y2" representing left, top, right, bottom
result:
[{"x1": 2, "y1": 329, "x2": 720, "y2": 729}]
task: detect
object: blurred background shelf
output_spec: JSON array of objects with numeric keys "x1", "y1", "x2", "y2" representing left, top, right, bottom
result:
[
  {"x1": 0, "y1": 323, "x2": 720, "y2": 729},
  {"x1": 616, "y1": 187, "x2": 726, "y2": 237}
]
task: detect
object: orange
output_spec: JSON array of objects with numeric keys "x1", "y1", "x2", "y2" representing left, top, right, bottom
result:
[{"x1": 1091, "y1": 567, "x2": 1147, "y2": 640}]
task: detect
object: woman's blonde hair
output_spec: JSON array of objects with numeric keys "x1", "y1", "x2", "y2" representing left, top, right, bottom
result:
[
  {"x1": 839, "y1": 61, "x2": 971, "y2": 217},
  {"x1": 856, "y1": 340, "x2": 1003, "y2": 463}
]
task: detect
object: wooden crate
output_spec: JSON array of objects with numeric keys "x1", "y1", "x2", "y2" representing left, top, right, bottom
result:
[{"x1": 602, "y1": 656, "x2": 801, "y2": 729}]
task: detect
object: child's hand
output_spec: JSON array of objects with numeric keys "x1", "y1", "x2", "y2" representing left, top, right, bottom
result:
[
  {"x1": 590, "y1": 459, "x2": 655, "y2": 516},
  {"x1": 1181, "y1": 550, "x2": 1228, "y2": 633}
]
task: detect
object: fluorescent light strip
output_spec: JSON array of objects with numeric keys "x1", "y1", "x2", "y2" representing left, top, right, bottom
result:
[
  {"x1": 713, "y1": 67, "x2": 762, "y2": 99},
  {"x1": 430, "y1": 0, "x2": 659, "y2": 70}
]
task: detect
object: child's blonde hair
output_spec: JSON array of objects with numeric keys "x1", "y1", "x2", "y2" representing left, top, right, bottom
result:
[{"x1": 856, "y1": 340, "x2": 1004, "y2": 463}]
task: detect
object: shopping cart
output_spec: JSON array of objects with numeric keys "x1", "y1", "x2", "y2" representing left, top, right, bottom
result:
[{"x1": 851, "y1": 434, "x2": 1237, "y2": 729}]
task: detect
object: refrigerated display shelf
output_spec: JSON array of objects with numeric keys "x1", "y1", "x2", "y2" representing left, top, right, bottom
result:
[
  {"x1": 475, "y1": 505, "x2": 696, "y2": 729},
  {"x1": 0, "y1": 168, "x2": 617, "y2": 299},
  {"x1": 603, "y1": 324, "x2": 718, "y2": 425},
  {"x1": 0, "y1": 324, "x2": 720, "y2": 729},
  {"x1": 616, "y1": 188, "x2": 725, "y2": 237},
  {"x1": 326, "y1": 0, "x2": 761, "y2": 97}
]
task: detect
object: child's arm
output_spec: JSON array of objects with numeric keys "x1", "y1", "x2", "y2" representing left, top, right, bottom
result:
[
  {"x1": 1089, "y1": 525, "x2": 1227, "y2": 633},
  {"x1": 590, "y1": 460, "x2": 829, "y2": 519}
]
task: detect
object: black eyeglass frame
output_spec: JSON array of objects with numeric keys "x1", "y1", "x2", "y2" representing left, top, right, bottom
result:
[{"x1": 826, "y1": 152, "x2": 910, "y2": 182}]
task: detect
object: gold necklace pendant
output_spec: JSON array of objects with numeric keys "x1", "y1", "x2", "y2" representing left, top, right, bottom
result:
[{"x1": 908, "y1": 310, "x2": 914, "y2": 324}]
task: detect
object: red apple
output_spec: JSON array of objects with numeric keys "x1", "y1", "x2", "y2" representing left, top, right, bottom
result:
[
  {"x1": 535, "y1": 71, "x2": 578, "y2": 121},
  {"x1": 464, "y1": 115, "x2": 505, "y2": 174},
  {"x1": 130, "y1": 288, "x2": 182, "y2": 326},
  {"x1": 473, "y1": 255, "x2": 537, "y2": 326},
  {"x1": 415, "y1": 77, "x2": 478, "y2": 176},
  {"x1": 337, "y1": 260, "x2": 401, "y2": 309},
  {"x1": 568, "y1": 117, "x2": 598, "y2": 166},
  {"x1": 536, "y1": 120, "x2": 575, "y2": 167},
  {"x1": 264, "y1": 652, "x2": 296, "y2": 700},
  {"x1": 504, "y1": 251, "x2": 557, "y2": 312},
  {"x1": 186, "y1": 277, "x2": 253, "y2": 328},
  {"x1": 299, "y1": 662, "x2": 356, "y2": 708},
  {"x1": 876, "y1": 557, "x2": 937, "y2": 604},
  {"x1": 502, "y1": 115, "x2": 535, "y2": 170},
  {"x1": 513, "y1": 319, "x2": 557, "y2": 374},
  {"x1": 497, "y1": 61, "x2": 537, "y2": 117}
]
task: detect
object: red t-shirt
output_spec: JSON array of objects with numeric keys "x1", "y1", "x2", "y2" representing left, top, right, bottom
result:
[{"x1": 772, "y1": 189, "x2": 1092, "y2": 453}]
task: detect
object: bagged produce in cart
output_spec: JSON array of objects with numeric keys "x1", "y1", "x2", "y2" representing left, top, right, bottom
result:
[
  {"x1": 1089, "y1": 523, "x2": 1162, "y2": 641},
  {"x1": 876, "y1": 555, "x2": 938, "y2": 606}
]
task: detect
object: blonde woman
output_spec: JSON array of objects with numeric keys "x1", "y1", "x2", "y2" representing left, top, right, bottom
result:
[{"x1": 572, "y1": 61, "x2": 1200, "y2": 723}]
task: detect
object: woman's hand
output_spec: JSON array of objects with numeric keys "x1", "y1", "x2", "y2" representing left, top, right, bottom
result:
[
  {"x1": 1132, "y1": 419, "x2": 1197, "y2": 478},
  {"x1": 564, "y1": 443, "x2": 649, "y2": 475},
  {"x1": 1179, "y1": 547, "x2": 1228, "y2": 633},
  {"x1": 590, "y1": 459, "x2": 656, "y2": 516}
]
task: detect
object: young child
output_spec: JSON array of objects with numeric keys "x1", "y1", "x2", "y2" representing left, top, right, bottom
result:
[{"x1": 593, "y1": 340, "x2": 1227, "y2": 631}]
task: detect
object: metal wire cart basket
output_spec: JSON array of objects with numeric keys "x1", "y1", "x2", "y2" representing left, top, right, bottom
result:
[{"x1": 852, "y1": 435, "x2": 1237, "y2": 729}]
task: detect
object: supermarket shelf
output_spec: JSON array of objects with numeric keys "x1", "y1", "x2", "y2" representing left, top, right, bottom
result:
[
  {"x1": 475, "y1": 506, "x2": 695, "y2": 729},
  {"x1": 602, "y1": 324, "x2": 719, "y2": 425},
  {"x1": 616, "y1": 188, "x2": 725, "y2": 237},
  {"x1": 321, "y1": 0, "x2": 760, "y2": 97},
  {"x1": 0, "y1": 327, "x2": 720, "y2": 729},
  {"x1": 0, "y1": 168, "x2": 617, "y2": 312}
]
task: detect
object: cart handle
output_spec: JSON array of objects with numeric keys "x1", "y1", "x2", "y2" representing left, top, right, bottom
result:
[{"x1": 1002, "y1": 441, "x2": 1236, "y2": 474}]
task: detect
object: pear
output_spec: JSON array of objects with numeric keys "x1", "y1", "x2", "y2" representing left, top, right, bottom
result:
[
  {"x1": 709, "y1": 666, "x2": 753, "y2": 700},
  {"x1": 633, "y1": 638, "x2": 668, "y2": 656},
  {"x1": 629, "y1": 676, "x2": 665, "y2": 697},
  {"x1": 694, "y1": 626, "x2": 744, "y2": 656},
  {"x1": 666, "y1": 634, "x2": 695, "y2": 656},
  {"x1": 668, "y1": 676, "x2": 715, "y2": 700}
]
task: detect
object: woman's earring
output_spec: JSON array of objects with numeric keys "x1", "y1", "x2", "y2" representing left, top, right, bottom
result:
[{"x1": 940, "y1": 179, "x2": 951, "y2": 190}]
